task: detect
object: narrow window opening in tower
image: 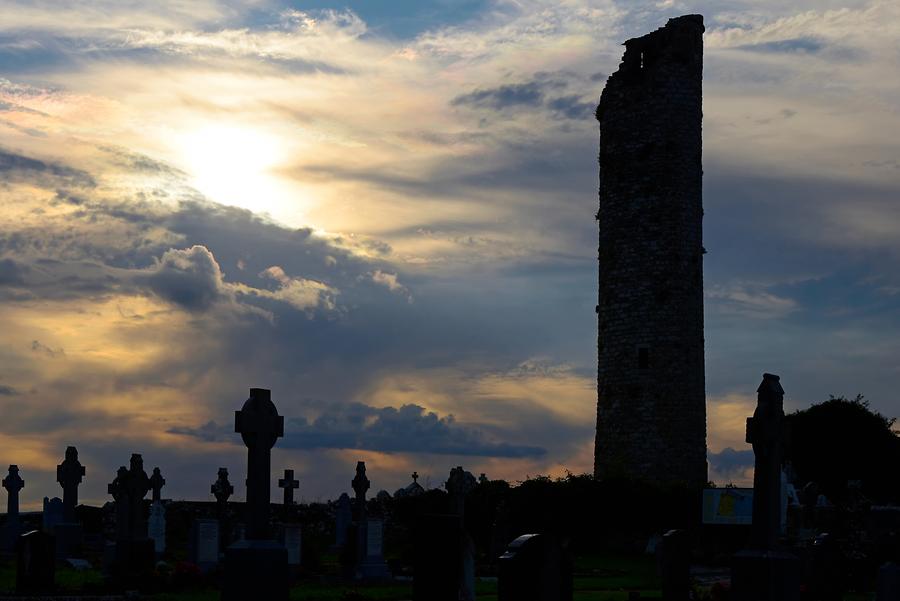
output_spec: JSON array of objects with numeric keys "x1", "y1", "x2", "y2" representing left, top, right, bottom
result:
[
  {"x1": 638, "y1": 346, "x2": 650, "y2": 370},
  {"x1": 639, "y1": 51, "x2": 644, "y2": 70}
]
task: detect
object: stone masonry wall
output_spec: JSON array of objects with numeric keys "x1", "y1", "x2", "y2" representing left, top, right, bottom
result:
[{"x1": 594, "y1": 15, "x2": 707, "y2": 487}]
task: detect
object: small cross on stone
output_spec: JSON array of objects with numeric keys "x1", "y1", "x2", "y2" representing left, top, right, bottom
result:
[
  {"x1": 149, "y1": 467, "x2": 166, "y2": 504},
  {"x1": 411, "y1": 471, "x2": 419, "y2": 484},
  {"x1": 278, "y1": 469, "x2": 299, "y2": 505},
  {"x1": 3, "y1": 465, "x2": 24, "y2": 518}
]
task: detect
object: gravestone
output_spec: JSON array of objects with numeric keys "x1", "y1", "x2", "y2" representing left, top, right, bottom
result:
[
  {"x1": 498, "y1": 534, "x2": 573, "y2": 601},
  {"x1": 16, "y1": 530, "x2": 55, "y2": 594},
  {"x1": 42, "y1": 497, "x2": 64, "y2": 533},
  {"x1": 55, "y1": 446, "x2": 85, "y2": 557},
  {"x1": 211, "y1": 467, "x2": 234, "y2": 550},
  {"x1": 357, "y1": 517, "x2": 390, "y2": 580},
  {"x1": 351, "y1": 461, "x2": 370, "y2": 579},
  {"x1": 107, "y1": 453, "x2": 155, "y2": 580},
  {"x1": 414, "y1": 513, "x2": 463, "y2": 601},
  {"x1": 2, "y1": 465, "x2": 24, "y2": 552},
  {"x1": 278, "y1": 469, "x2": 299, "y2": 505},
  {"x1": 189, "y1": 519, "x2": 220, "y2": 572},
  {"x1": 808, "y1": 533, "x2": 844, "y2": 601},
  {"x1": 148, "y1": 501, "x2": 166, "y2": 554},
  {"x1": 282, "y1": 524, "x2": 302, "y2": 566},
  {"x1": 658, "y1": 529, "x2": 691, "y2": 601},
  {"x1": 222, "y1": 388, "x2": 288, "y2": 601},
  {"x1": 447, "y1": 466, "x2": 477, "y2": 601},
  {"x1": 877, "y1": 562, "x2": 900, "y2": 601},
  {"x1": 731, "y1": 374, "x2": 801, "y2": 601},
  {"x1": 334, "y1": 493, "x2": 352, "y2": 549},
  {"x1": 147, "y1": 466, "x2": 166, "y2": 554}
]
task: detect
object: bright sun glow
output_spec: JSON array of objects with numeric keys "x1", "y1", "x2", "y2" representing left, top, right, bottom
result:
[{"x1": 176, "y1": 124, "x2": 292, "y2": 216}]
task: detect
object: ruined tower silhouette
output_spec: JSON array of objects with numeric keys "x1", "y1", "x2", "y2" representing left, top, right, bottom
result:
[{"x1": 594, "y1": 15, "x2": 707, "y2": 487}]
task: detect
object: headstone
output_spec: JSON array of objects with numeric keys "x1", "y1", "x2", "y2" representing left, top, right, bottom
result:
[
  {"x1": 16, "y1": 530, "x2": 55, "y2": 594},
  {"x1": 148, "y1": 501, "x2": 166, "y2": 554},
  {"x1": 42, "y1": 497, "x2": 64, "y2": 533},
  {"x1": 222, "y1": 388, "x2": 288, "y2": 601},
  {"x1": 414, "y1": 513, "x2": 463, "y2": 601},
  {"x1": 334, "y1": 493, "x2": 352, "y2": 549},
  {"x1": 351, "y1": 460, "x2": 370, "y2": 578},
  {"x1": 357, "y1": 517, "x2": 390, "y2": 580},
  {"x1": 56, "y1": 446, "x2": 85, "y2": 522},
  {"x1": 394, "y1": 470, "x2": 425, "y2": 498},
  {"x1": 283, "y1": 524, "x2": 302, "y2": 566},
  {"x1": 447, "y1": 466, "x2": 477, "y2": 601},
  {"x1": 808, "y1": 533, "x2": 844, "y2": 601},
  {"x1": 498, "y1": 534, "x2": 573, "y2": 601},
  {"x1": 55, "y1": 447, "x2": 85, "y2": 557},
  {"x1": 731, "y1": 374, "x2": 802, "y2": 601},
  {"x1": 278, "y1": 469, "x2": 299, "y2": 505},
  {"x1": 189, "y1": 518, "x2": 220, "y2": 572},
  {"x1": 149, "y1": 467, "x2": 165, "y2": 503},
  {"x1": 2, "y1": 464, "x2": 25, "y2": 552},
  {"x1": 877, "y1": 562, "x2": 900, "y2": 601},
  {"x1": 106, "y1": 453, "x2": 155, "y2": 580},
  {"x1": 658, "y1": 529, "x2": 691, "y2": 601},
  {"x1": 212, "y1": 467, "x2": 234, "y2": 550}
]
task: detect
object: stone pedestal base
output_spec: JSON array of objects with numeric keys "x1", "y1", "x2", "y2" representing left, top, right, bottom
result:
[
  {"x1": 54, "y1": 523, "x2": 83, "y2": 558},
  {"x1": 731, "y1": 549, "x2": 801, "y2": 601},
  {"x1": 222, "y1": 539, "x2": 288, "y2": 601}
]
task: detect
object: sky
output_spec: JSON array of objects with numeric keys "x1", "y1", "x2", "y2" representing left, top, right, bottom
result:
[{"x1": 1, "y1": 0, "x2": 899, "y2": 509}]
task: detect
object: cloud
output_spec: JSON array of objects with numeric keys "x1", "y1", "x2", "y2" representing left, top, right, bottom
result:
[
  {"x1": 452, "y1": 81, "x2": 548, "y2": 110},
  {"x1": 170, "y1": 402, "x2": 547, "y2": 458},
  {"x1": 0, "y1": 148, "x2": 95, "y2": 187},
  {"x1": 142, "y1": 245, "x2": 231, "y2": 312},
  {"x1": 708, "y1": 447, "x2": 754, "y2": 480},
  {"x1": 0, "y1": 384, "x2": 19, "y2": 396}
]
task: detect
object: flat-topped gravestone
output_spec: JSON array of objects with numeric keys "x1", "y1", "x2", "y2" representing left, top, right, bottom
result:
[
  {"x1": 3, "y1": 465, "x2": 24, "y2": 552},
  {"x1": 222, "y1": 388, "x2": 288, "y2": 601},
  {"x1": 334, "y1": 493, "x2": 352, "y2": 549},
  {"x1": 148, "y1": 502, "x2": 166, "y2": 554},
  {"x1": 190, "y1": 519, "x2": 220, "y2": 572},
  {"x1": 42, "y1": 497, "x2": 64, "y2": 533},
  {"x1": 732, "y1": 374, "x2": 801, "y2": 601},
  {"x1": 414, "y1": 513, "x2": 463, "y2": 601},
  {"x1": 498, "y1": 534, "x2": 573, "y2": 601},
  {"x1": 283, "y1": 524, "x2": 302, "y2": 566},
  {"x1": 357, "y1": 518, "x2": 390, "y2": 580},
  {"x1": 16, "y1": 530, "x2": 55, "y2": 594},
  {"x1": 279, "y1": 469, "x2": 299, "y2": 506}
]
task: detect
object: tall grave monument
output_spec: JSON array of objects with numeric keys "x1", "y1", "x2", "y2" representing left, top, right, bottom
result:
[
  {"x1": 594, "y1": 14, "x2": 708, "y2": 487},
  {"x1": 731, "y1": 374, "x2": 801, "y2": 600},
  {"x1": 148, "y1": 467, "x2": 166, "y2": 554},
  {"x1": 106, "y1": 453, "x2": 155, "y2": 579},
  {"x1": 278, "y1": 469, "x2": 299, "y2": 505},
  {"x1": 2, "y1": 465, "x2": 24, "y2": 552},
  {"x1": 55, "y1": 446, "x2": 85, "y2": 557},
  {"x1": 222, "y1": 388, "x2": 288, "y2": 601}
]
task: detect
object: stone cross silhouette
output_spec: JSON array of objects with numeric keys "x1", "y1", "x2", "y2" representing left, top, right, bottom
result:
[
  {"x1": 411, "y1": 471, "x2": 419, "y2": 484},
  {"x1": 211, "y1": 467, "x2": 234, "y2": 506},
  {"x1": 108, "y1": 465, "x2": 130, "y2": 541},
  {"x1": 56, "y1": 446, "x2": 85, "y2": 523},
  {"x1": 234, "y1": 388, "x2": 284, "y2": 540},
  {"x1": 125, "y1": 454, "x2": 151, "y2": 539},
  {"x1": 57, "y1": 446, "x2": 85, "y2": 523},
  {"x1": 278, "y1": 469, "x2": 299, "y2": 505},
  {"x1": 746, "y1": 373, "x2": 788, "y2": 551},
  {"x1": 351, "y1": 461, "x2": 370, "y2": 567},
  {"x1": 3, "y1": 465, "x2": 24, "y2": 520},
  {"x1": 446, "y1": 466, "x2": 476, "y2": 517},
  {"x1": 149, "y1": 467, "x2": 166, "y2": 504}
]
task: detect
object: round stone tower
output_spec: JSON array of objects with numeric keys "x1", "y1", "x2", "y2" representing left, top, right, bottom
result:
[{"x1": 594, "y1": 15, "x2": 707, "y2": 488}]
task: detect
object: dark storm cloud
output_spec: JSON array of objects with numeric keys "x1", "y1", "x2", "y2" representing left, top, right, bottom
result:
[
  {"x1": 0, "y1": 257, "x2": 28, "y2": 285},
  {"x1": 452, "y1": 81, "x2": 548, "y2": 110},
  {"x1": 142, "y1": 245, "x2": 231, "y2": 312},
  {"x1": 0, "y1": 148, "x2": 95, "y2": 187},
  {"x1": 736, "y1": 36, "x2": 825, "y2": 54},
  {"x1": 169, "y1": 402, "x2": 547, "y2": 458},
  {"x1": 450, "y1": 73, "x2": 595, "y2": 122},
  {"x1": 0, "y1": 384, "x2": 19, "y2": 396},
  {"x1": 708, "y1": 447, "x2": 754, "y2": 480}
]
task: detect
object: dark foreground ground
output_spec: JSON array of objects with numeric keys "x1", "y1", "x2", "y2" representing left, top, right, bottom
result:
[{"x1": 0, "y1": 554, "x2": 873, "y2": 600}]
